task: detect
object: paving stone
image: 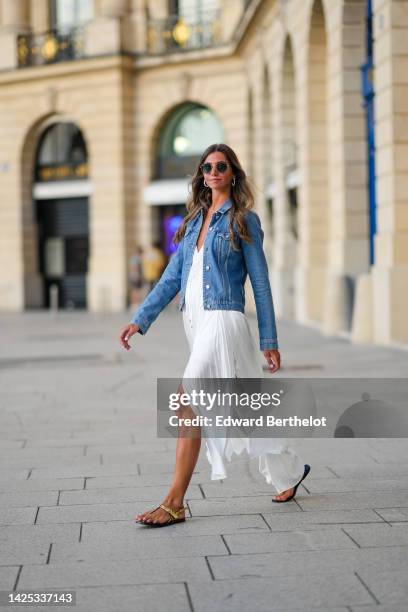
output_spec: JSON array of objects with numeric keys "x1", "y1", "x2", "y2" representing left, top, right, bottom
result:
[
  {"x1": 18, "y1": 557, "x2": 212, "y2": 589},
  {"x1": 326, "y1": 465, "x2": 408, "y2": 479},
  {"x1": 4, "y1": 456, "x2": 102, "y2": 470},
  {"x1": 82, "y1": 514, "x2": 269, "y2": 542},
  {"x1": 223, "y1": 527, "x2": 356, "y2": 554},
  {"x1": 85, "y1": 472, "x2": 208, "y2": 488},
  {"x1": 25, "y1": 435, "x2": 133, "y2": 447},
  {"x1": 189, "y1": 496, "x2": 303, "y2": 516},
  {"x1": 0, "y1": 538, "x2": 50, "y2": 565},
  {"x1": 356, "y1": 568, "x2": 408, "y2": 605},
  {"x1": 0, "y1": 566, "x2": 20, "y2": 590},
  {"x1": 73, "y1": 584, "x2": 191, "y2": 612},
  {"x1": 0, "y1": 447, "x2": 85, "y2": 461},
  {"x1": 0, "y1": 470, "x2": 30, "y2": 480},
  {"x1": 0, "y1": 491, "x2": 59, "y2": 508},
  {"x1": 58, "y1": 483, "x2": 203, "y2": 505},
  {"x1": 0, "y1": 477, "x2": 85, "y2": 493},
  {"x1": 201, "y1": 482, "x2": 278, "y2": 498},
  {"x1": 36, "y1": 501, "x2": 181, "y2": 524},
  {"x1": 30, "y1": 466, "x2": 143, "y2": 479},
  {"x1": 0, "y1": 523, "x2": 80, "y2": 548},
  {"x1": 305, "y1": 478, "x2": 408, "y2": 493},
  {"x1": 138, "y1": 461, "x2": 209, "y2": 475},
  {"x1": 350, "y1": 604, "x2": 408, "y2": 612},
  {"x1": 0, "y1": 507, "x2": 37, "y2": 525},
  {"x1": 207, "y1": 546, "x2": 408, "y2": 580},
  {"x1": 261, "y1": 509, "x2": 385, "y2": 530},
  {"x1": 187, "y1": 572, "x2": 373, "y2": 610},
  {"x1": 296, "y1": 491, "x2": 408, "y2": 511},
  {"x1": 342, "y1": 523, "x2": 408, "y2": 547},
  {"x1": 374, "y1": 507, "x2": 408, "y2": 522},
  {"x1": 50, "y1": 532, "x2": 227, "y2": 563}
]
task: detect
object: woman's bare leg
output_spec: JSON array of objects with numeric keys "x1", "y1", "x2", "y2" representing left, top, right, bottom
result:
[{"x1": 135, "y1": 384, "x2": 201, "y2": 524}]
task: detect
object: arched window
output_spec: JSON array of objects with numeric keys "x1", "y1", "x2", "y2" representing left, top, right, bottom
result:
[
  {"x1": 35, "y1": 122, "x2": 88, "y2": 182},
  {"x1": 156, "y1": 103, "x2": 224, "y2": 178}
]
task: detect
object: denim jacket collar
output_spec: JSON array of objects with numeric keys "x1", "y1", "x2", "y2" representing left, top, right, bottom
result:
[{"x1": 197, "y1": 197, "x2": 232, "y2": 223}]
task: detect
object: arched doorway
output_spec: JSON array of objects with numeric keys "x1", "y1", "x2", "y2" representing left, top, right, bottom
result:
[
  {"x1": 33, "y1": 121, "x2": 90, "y2": 309},
  {"x1": 146, "y1": 102, "x2": 224, "y2": 255}
]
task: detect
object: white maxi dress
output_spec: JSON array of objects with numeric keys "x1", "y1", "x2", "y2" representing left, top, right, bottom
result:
[{"x1": 182, "y1": 244, "x2": 306, "y2": 494}]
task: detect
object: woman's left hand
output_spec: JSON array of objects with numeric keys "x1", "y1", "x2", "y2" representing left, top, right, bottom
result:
[{"x1": 263, "y1": 350, "x2": 280, "y2": 373}]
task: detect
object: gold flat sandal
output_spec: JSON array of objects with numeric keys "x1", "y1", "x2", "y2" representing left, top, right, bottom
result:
[{"x1": 135, "y1": 504, "x2": 188, "y2": 528}]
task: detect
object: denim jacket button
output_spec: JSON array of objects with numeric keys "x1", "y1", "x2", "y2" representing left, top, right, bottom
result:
[
  {"x1": 205, "y1": 284, "x2": 210, "y2": 289},
  {"x1": 206, "y1": 265, "x2": 210, "y2": 270}
]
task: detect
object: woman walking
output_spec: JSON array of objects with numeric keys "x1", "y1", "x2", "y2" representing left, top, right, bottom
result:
[{"x1": 120, "y1": 144, "x2": 310, "y2": 527}]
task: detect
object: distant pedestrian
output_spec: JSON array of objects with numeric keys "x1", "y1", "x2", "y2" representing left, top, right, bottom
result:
[
  {"x1": 128, "y1": 245, "x2": 144, "y2": 306},
  {"x1": 141, "y1": 242, "x2": 166, "y2": 291}
]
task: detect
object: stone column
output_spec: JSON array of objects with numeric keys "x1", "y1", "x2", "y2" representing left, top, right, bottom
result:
[
  {"x1": 123, "y1": 0, "x2": 148, "y2": 54},
  {"x1": 29, "y1": 0, "x2": 50, "y2": 33},
  {"x1": 268, "y1": 26, "x2": 297, "y2": 320},
  {"x1": 0, "y1": 0, "x2": 31, "y2": 69},
  {"x1": 322, "y1": 0, "x2": 369, "y2": 337},
  {"x1": 371, "y1": 0, "x2": 408, "y2": 344},
  {"x1": 220, "y1": 0, "x2": 245, "y2": 44},
  {"x1": 85, "y1": 0, "x2": 130, "y2": 56}
]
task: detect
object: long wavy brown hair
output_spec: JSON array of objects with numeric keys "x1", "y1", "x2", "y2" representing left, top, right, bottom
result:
[{"x1": 173, "y1": 143, "x2": 255, "y2": 250}]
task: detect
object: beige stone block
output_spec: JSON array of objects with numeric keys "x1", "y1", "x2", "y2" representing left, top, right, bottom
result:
[
  {"x1": 322, "y1": 273, "x2": 351, "y2": 335},
  {"x1": 394, "y1": 144, "x2": 408, "y2": 170},
  {"x1": 375, "y1": 115, "x2": 393, "y2": 146},
  {"x1": 392, "y1": 29, "x2": 408, "y2": 55},
  {"x1": 372, "y1": 263, "x2": 408, "y2": 344},
  {"x1": 84, "y1": 17, "x2": 122, "y2": 56},
  {"x1": 351, "y1": 273, "x2": 373, "y2": 344},
  {"x1": 344, "y1": 162, "x2": 367, "y2": 187},
  {"x1": 343, "y1": 117, "x2": 365, "y2": 141},
  {"x1": 294, "y1": 264, "x2": 326, "y2": 323},
  {"x1": 391, "y1": 1, "x2": 408, "y2": 26},
  {"x1": 343, "y1": 24, "x2": 366, "y2": 47},
  {"x1": 344, "y1": 187, "x2": 367, "y2": 211},
  {"x1": 374, "y1": 33, "x2": 391, "y2": 65},
  {"x1": 376, "y1": 145, "x2": 394, "y2": 174},
  {"x1": 376, "y1": 176, "x2": 394, "y2": 206},
  {"x1": 375, "y1": 232, "x2": 393, "y2": 265},
  {"x1": 345, "y1": 213, "x2": 369, "y2": 235},
  {"x1": 394, "y1": 173, "x2": 408, "y2": 202},
  {"x1": 0, "y1": 32, "x2": 18, "y2": 70},
  {"x1": 392, "y1": 85, "x2": 408, "y2": 113}
]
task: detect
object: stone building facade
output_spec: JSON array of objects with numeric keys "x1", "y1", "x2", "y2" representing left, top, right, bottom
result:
[{"x1": 0, "y1": 0, "x2": 406, "y2": 348}]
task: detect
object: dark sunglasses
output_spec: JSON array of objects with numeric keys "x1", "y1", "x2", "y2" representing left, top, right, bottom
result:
[{"x1": 201, "y1": 161, "x2": 229, "y2": 174}]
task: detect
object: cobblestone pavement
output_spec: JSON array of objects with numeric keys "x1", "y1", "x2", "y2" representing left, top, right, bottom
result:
[{"x1": 0, "y1": 306, "x2": 407, "y2": 611}]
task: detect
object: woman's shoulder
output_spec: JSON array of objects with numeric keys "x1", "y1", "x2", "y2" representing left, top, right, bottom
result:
[
  {"x1": 242, "y1": 209, "x2": 261, "y2": 224},
  {"x1": 234, "y1": 209, "x2": 262, "y2": 234}
]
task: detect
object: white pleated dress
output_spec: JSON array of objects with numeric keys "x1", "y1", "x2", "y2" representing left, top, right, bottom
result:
[{"x1": 181, "y1": 245, "x2": 305, "y2": 493}]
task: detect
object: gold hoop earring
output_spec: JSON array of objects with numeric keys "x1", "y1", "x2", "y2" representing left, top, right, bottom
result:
[
  {"x1": 232, "y1": 177, "x2": 236, "y2": 186},
  {"x1": 204, "y1": 179, "x2": 209, "y2": 188}
]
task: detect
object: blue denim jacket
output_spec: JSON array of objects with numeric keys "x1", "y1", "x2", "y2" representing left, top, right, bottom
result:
[{"x1": 130, "y1": 198, "x2": 279, "y2": 350}]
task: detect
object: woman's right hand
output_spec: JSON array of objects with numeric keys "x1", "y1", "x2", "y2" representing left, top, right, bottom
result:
[{"x1": 119, "y1": 323, "x2": 140, "y2": 350}]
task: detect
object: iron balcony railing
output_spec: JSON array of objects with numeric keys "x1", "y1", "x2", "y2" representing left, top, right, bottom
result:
[
  {"x1": 17, "y1": 26, "x2": 86, "y2": 68},
  {"x1": 146, "y1": 13, "x2": 223, "y2": 55}
]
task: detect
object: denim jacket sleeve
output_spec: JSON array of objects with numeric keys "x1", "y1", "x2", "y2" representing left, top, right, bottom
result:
[
  {"x1": 129, "y1": 242, "x2": 183, "y2": 335},
  {"x1": 241, "y1": 211, "x2": 279, "y2": 351}
]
